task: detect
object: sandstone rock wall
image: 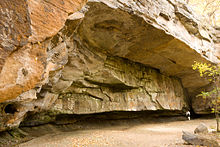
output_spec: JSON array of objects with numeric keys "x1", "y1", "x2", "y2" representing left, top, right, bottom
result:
[
  {"x1": 0, "y1": 0, "x2": 219, "y2": 131},
  {"x1": 0, "y1": 0, "x2": 87, "y2": 103}
]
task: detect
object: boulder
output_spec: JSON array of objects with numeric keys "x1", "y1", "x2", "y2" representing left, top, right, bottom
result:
[
  {"x1": 194, "y1": 123, "x2": 208, "y2": 134},
  {"x1": 182, "y1": 131, "x2": 219, "y2": 147}
]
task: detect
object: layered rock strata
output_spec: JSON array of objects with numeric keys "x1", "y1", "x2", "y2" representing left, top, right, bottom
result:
[{"x1": 0, "y1": 0, "x2": 219, "y2": 131}]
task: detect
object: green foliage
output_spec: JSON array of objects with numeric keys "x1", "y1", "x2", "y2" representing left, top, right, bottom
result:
[
  {"x1": 192, "y1": 61, "x2": 220, "y2": 131},
  {"x1": 192, "y1": 61, "x2": 220, "y2": 80},
  {"x1": 192, "y1": 62, "x2": 220, "y2": 101}
]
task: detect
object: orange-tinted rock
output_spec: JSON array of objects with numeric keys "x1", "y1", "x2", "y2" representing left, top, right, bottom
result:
[
  {"x1": 27, "y1": 0, "x2": 87, "y2": 43},
  {"x1": 0, "y1": 0, "x2": 31, "y2": 71},
  {"x1": 0, "y1": 0, "x2": 219, "y2": 132},
  {"x1": 0, "y1": 43, "x2": 46, "y2": 103},
  {"x1": 0, "y1": 0, "x2": 87, "y2": 103}
]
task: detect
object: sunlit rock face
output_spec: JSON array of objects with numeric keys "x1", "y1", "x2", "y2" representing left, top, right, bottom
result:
[
  {"x1": 0, "y1": 0, "x2": 87, "y2": 103},
  {"x1": 0, "y1": 0, "x2": 219, "y2": 131}
]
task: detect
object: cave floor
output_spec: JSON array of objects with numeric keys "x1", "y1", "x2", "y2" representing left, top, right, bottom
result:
[{"x1": 18, "y1": 117, "x2": 216, "y2": 147}]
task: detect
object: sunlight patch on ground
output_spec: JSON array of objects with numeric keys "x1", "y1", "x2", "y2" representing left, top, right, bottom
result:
[{"x1": 144, "y1": 126, "x2": 181, "y2": 132}]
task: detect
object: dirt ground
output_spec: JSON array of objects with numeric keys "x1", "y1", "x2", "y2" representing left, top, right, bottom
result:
[{"x1": 18, "y1": 118, "x2": 217, "y2": 147}]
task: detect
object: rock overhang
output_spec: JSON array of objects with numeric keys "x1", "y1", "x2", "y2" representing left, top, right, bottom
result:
[
  {"x1": 76, "y1": 0, "x2": 219, "y2": 95},
  {"x1": 0, "y1": 0, "x2": 219, "y2": 132}
]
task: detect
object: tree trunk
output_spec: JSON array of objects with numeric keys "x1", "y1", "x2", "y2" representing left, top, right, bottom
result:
[
  {"x1": 215, "y1": 82, "x2": 219, "y2": 132},
  {"x1": 215, "y1": 94, "x2": 219, "y2": 132},
  {"x1": 216, "y1": 113, "x2": 220, "y2": 132}
]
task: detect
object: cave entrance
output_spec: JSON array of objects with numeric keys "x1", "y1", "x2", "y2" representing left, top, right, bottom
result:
[{"x1": 4, "y1": 104, "x2": 18, "y2": 114}]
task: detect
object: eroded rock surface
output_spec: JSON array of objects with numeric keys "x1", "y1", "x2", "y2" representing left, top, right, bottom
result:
[
  {"x1": 0, "y1": 0, "x2": 86, "y2": 102},
  {"x1": 0, "y1": 0, "x2": 219, "y2": 131},
  {"x1": 182, "y1": 131, "x2": 219, "y2": 147}
]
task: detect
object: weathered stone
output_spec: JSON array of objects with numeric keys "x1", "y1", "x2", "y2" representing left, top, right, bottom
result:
[
  {"x1": 27, "y1": 0, "x2": 87, "y2": 43},
  {"x1": 0, "y1": 0, "x2": 219, "y2": 131},
  {"x1": 78, "y1": 1, "x2": 218, "y2": 94},
  {"x1": 0, "y1": 0, "x2": 87, "y2": 102},
  {"x1": 182, "y1": 131, "x2": 219, "y2": 147},
  {"x1": 0, "y1": 91, "x2": 59, "y2": 132},
  {"x1": 194, "y1": 123, "x2": 208, "y2": 134},
  {"x1": 192, "y1": 94, "x2": 214, "y2": 114},
  {"x1": 51, "y1": 55, "x2": 187, "y2": 114},
  {"x1": 213, "y1": 28, "x2": 220, "y2": 59},
  {"x1": 0, "y1": 43, "x2": 46, "y2": 103},
  {"x1": 0, "y1": 0, "x2": 31, "y2": 71},
  {"x1": 191, "y1": 82, "x2": 219, "y2": 114},
  {"x1": 74, "y1": 0, "x2": 219, "y2": 114}
]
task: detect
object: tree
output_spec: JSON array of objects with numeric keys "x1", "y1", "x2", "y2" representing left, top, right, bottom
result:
[{"x1": 192, "y1": 61, "x2": 220, "y2": 132}]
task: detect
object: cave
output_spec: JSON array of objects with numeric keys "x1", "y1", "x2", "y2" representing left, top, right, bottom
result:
[
  {"x1": 0, "y1": 0, "x2": 219, "y2": 146},
  {"x1": 4, "y1": 104, "x2": 18, "y2": 114}
]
